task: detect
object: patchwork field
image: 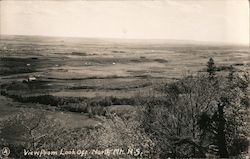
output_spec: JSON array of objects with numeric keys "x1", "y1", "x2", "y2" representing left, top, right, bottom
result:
[{"x1": 0, "y1": 35, "x2": 249, "y2": 125}]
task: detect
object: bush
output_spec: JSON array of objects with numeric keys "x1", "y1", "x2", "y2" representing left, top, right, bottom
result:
[
  {"x1": 0, "y1": 110, "x2": 155, "y2": 159},
  {"x1": 142, "y1": 70, "x2": 250, "y2": 158}
]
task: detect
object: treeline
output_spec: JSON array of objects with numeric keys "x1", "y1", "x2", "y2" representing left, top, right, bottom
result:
[
  {"x1": 142, "y1": 58, "x2": 250, "y2": 158},
  {"x1": 0, "y1": 90, "x2": 137, "y2": 115}
]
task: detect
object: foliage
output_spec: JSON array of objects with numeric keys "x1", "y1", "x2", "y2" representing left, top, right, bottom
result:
[
  {"x1": 142, "y1": 59, "x2": 250, "y2": 158},
  {"x1": 207, "y1": 57, "x2": 216, "y2": 80},
  {"x1": 0, "y1": 109, "x2": 155, "y2": 159}
]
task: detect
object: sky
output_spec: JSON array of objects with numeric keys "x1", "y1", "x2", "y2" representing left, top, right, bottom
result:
[{"x1": 0, "y1": 0, "x2": 249, "y2": 45}]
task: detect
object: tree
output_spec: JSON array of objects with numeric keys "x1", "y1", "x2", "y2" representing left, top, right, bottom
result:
[
  {"x1": 207, "y1": 58, "x2": 216, "y2": 80},
  {"x1": 143, "y1": 74, "x2": 219, "y2": 158},
  {"x1": 142, "y1": 60, "x2": 249, "y2": 158},
  {"x1": 228, "y1": 65, "x2": 235, "y2": 82},
  {"x1": 198, "y1": 70, "x2": 250, "y2": 158},
  {"x1": 214, "y1": 97, "x2": 229, "y2": 158}
]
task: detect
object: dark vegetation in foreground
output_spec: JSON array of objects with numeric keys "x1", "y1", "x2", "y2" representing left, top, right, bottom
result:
[
  {"x1": 142, "y1": 58, "x2": 250, "y2": 158},
  {"x1": 0, "y1": 58, "x2": 249, "y2": 159}
]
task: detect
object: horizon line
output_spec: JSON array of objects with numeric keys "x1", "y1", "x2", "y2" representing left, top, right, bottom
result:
[{"x1": 1, "y1": 33, "x2": 249, "y2": 46}]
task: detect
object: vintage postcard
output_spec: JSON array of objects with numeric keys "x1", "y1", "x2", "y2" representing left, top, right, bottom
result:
[{"x1": 0, "y1": 0, "x2": 249, "y2": 158}]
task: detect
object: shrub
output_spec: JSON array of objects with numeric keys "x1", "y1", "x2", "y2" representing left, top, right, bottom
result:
[
  {"x1": 0, "y1": 110, "x2": 155, "y2": 159},
  {"x1": 142, "y1": 66, "x2": 250, "y2": 158}
]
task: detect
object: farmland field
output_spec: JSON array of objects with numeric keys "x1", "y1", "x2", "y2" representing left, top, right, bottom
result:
[
  {"x1": 0, "y1": 35, "x2": 249, "y2": 152},
  {"x1": 1, "y1": 35, "x2": 249, "y2": 115}
]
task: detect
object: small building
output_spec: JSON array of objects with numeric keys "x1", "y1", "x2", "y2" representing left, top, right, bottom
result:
[{"x1": 28, "y1": 76, "x2": 36, "y2": 82}]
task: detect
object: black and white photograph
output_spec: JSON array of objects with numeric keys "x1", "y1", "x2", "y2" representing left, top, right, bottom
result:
[{"x1": 0, "y1": 0, "x2": 249, "y2": 158}]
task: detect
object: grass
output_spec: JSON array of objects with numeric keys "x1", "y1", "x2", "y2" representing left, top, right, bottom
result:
[
  {"x1": 0, "y1": 67, "x2": 35, "y2": 75},
  {"x1": 0, "y1": 87, "x2": 168, "y2": 117},
  {"x1": 0, "y1": 94, "x2": 100, "y2": 129},
  {"x1": 1, "y1": 91, "x2": 65, "y2": 106},
  {"x1": 0, "y1": 57, "x2": 39, "y2": 75},
  {"x1": 68, "y1": 82, "x2": 152, "y2": 90},
  {"x1": 0, "y1": 90, "x2": 140, "y2": 114}
]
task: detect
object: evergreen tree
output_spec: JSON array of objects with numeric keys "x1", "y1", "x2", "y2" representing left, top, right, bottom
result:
[
  {"x1": 207, "y1": 58, "x2": 216, "y2": 80},
  {"x1": 228, "y1": 65, "x2": 235, "y2": 82}
]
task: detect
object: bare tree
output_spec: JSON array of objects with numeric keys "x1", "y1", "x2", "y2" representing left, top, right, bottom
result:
[{"x1": 142, "y1": 61, "x2": 250, "y2": 158}]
